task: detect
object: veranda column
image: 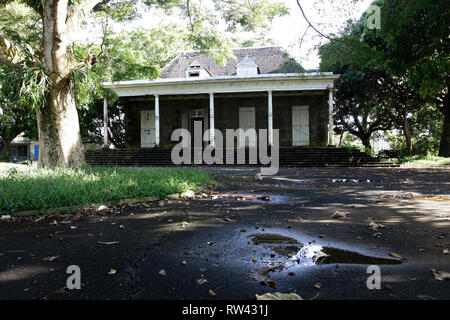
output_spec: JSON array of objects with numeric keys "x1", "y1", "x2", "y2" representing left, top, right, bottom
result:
[
  {"x1": 209, "y1": 92, "x2": 215, "y2": 145},
  {"x1": 328, "y1": 88, "x2": 334, "y2": 145},
  {"x1": 103, "y1": 98, "x2": 108, "y2": 147},
  {"x1": 155, "y1": 94, "x2": 160, "y2": 147},
  {"x1": 268, "y1": 90, "x2": 273, "y2": 146}
]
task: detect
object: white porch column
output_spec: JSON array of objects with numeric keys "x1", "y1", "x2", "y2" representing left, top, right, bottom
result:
[
  {"x1": 154, "y1": 94, "x2": 160, "y2": 147},
  {"x1": 328, "y1": 88, "x2": 334, "y2": 145},
  {"x1": 103, "y1": 98, "x2": 108, "y2": 147},
  {"x1": 268, "y1": 90, "x2": 273, "y2": 146},
  {"x1": 209, "y1": 92, "x2": 215, "y2": 145}
]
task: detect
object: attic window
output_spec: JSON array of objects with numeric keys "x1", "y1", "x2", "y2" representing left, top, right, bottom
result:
[
  {"x1": 188, "y1": 71, "x2": 200, "y2": 77},
  {"x1": 236, "y1": 56, "x2": 259, "y2": 77},
  {"x1": 185, "y1": 60, "x2": 210, "y2": 78}
]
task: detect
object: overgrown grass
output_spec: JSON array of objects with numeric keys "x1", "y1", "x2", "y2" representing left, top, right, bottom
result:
[
  {"x1": 392, "y1": 155, "x2": 450, "y2": 167},
  {"x1": 0, "y1": 164, "x2": 213, "y2": 215}
]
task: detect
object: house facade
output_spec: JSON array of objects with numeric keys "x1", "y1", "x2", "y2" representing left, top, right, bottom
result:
[{"x1": 102, "y1": 46, "x2": 338, "y2": 149}]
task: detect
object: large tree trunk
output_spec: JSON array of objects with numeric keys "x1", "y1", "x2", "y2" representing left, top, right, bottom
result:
[
  {"x1": 37, "y1": 0, "x2": 85, "y2": 168},
  {"x1": 0, "y1": 139, "x2": 12, "y2": 160},
  {"x1": 401, "y1": 110, "x2": 412, "y2": 155},
  {"x1": 438, "y1": 90, "x2": 450, "y2": 157},
  {"x1": 360, "y1": 134, "x2": 372, "y2": 150},
  {"x1": 37, "y1": 81, "x2": 85, "y2": 168}
]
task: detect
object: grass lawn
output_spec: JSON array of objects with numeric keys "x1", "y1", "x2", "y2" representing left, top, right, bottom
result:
[
  {"x1": 394, "y1": 155, "x2": 450, "y2": 167},
  {"x1": 0, "y1": 163, "x2": 213, "y2": 215}
]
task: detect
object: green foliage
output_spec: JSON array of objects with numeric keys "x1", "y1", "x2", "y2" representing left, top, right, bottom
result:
[
  {"x1": 375, "y1": 0, "x2": 449, "y2": 100},
  {"x1": 392, "y1": 155, "x2": 450, "y2": 167},
  {"x1": 0, "y1": 1, "x2": 41, "y2": 53},
  {"x1": 215, "y1": 0, "x2": 289, "y2": 32},
  {"x1": 0, "y1": 164, "x2": 213, "y2": 214},
  {"x1": 97, "y1": 24, "x2": 188, "y2": 81},
  {"x1": 76, "y1": 24, "x2": 188, "y2": 146},
  {"x1": 319, "y1": 0, "x2": 447, "y2": 155}
]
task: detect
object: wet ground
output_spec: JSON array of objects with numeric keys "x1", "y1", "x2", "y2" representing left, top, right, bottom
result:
[{"x1": 0, "y1": 166, "x2": 449, "y2": 300}]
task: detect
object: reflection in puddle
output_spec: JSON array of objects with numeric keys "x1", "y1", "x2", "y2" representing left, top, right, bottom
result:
[
  {"x1": 293, "y1": 244, "x2": 403, "y2": 266},
  {"x1": 297, "y1": 178, "x2": 372, "y2": 184},
  {"x1": 251, "y1": 234, "x2": 298, "y2": 245},
  {"x1": 217, "y1": 193, "x2": 291, "y2": 204},
  {"x1": 271, "y1": 177, "x2": 372, "y2": 184},
  {"x1": 249, "y1": 233, "x2": 403, "y2": 268}
]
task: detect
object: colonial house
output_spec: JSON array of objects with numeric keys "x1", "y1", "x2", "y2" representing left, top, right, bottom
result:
[{"x1": 101, "y1": 46, "x2": 338, "y2": 151}]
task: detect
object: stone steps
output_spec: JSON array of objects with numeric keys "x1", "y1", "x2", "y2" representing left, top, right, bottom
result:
[{"x1": 85, "y1": 147, "x2": 397, "y2": 167}]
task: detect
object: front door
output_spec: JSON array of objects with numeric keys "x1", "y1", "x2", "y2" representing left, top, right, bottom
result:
[
  {"x1": 141, "y1": 110, "x2": 156, "y2": 148},
  {"x1": 292, "y1": 106, "x2": 310, "y2": 146},
  {"x1": 238, "y1": 107, "x2": 256, "y2": 147}
]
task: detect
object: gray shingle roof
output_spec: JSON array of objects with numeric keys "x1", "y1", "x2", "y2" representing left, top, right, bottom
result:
[{"x1": 160, "y1": 46, "x2": 304, "y2": 78}]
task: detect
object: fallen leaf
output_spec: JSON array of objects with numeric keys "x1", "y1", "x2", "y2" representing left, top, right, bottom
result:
[
  {"x1": 181, "y1": 260, "x2": 187, "y2": 266},
  {"x1": 42, "y1": 256, "x2": 60, "y2": 261},
  {"x1": 431, "y1": 269, "x2": 450, "y2": 281},
  {"x1": 313, "y1": 282, "x2": 322, "y2": 289},
  {"x1": 331, "y1": 211, "x2": 348, "y2": 219},
  {"x1": 98, "y1": 241, "x2": 119, "y2": 245},
  {"x1": 159, "y1": 269, "x2": 167, "y2": 276},
  {"x1": 97, "y1": 205, "x2": 109, "y2": 212},
  {"x1": 256, "y1": 292, "x2": 303, "y2": 300},
  {"x1": 107, "y1": 268, "x2": 116, "y2": 275},
  {"x1": 208, "y1": 289, "x2": 217, "y2": 297},
  {"x1": 389, "y1": 252, "x2": 406, "y2": 261},
  {"x1": 369, "y1": 221, "x2": 386, "y2": 230},
  {"x1": 197, "y1": 278, "x2": 207, "y2": 285}
]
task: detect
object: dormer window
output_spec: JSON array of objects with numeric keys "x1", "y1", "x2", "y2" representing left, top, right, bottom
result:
[
  {"x1": 186, "y1": 60, "x2": 210, "y2": 78},
  {"x1": 236, "y1": 56, "x2": 259, "y2": 77},
  {"x1": 188, "y1": 71, "x2": 200, "y2": 77}
]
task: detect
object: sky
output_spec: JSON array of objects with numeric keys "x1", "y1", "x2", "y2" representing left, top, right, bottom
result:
[
  {"x1": 79, "y1": 0, "x2": 374, "y2": 70},
  {"x1": 266, "y1": 0, "x2": 374, "y2": 69}
]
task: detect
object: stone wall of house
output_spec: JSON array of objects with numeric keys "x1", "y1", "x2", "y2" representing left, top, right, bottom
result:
[{"x1": 121, "y1": 92, "x2": 329, "y2": 148}]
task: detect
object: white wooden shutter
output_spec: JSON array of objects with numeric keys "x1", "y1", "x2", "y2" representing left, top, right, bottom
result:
[
  {"x1": 292, "y1": 106, "x2": 310, "y2": 146},
  {"x1": 239, "y1": 107, "x2": 256, "y2": 147},
  {"x1": 141, "y1": 110, "x2": 156, "y2": 148}
]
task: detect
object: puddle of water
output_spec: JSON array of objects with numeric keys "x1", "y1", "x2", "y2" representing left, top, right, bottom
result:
[
  {"x1": 218, "y1": 193, "x2": 291, "y2": 204},
  {"x1": 249, "y1": 233, "x2": 402, "y2": 266},
  {"x1": 251, "y1": 234, "x2": 298, "y2": 245},
  {"x1": 292, "y1": 244, "x2": 402, "y2": 266},
  {"x1": 272, "y1": 177, "x2": 372, "y2": 184},
  {"x1": 300, "y1": 178, "x2": 371, "y2": 184},
  {"x1": 272, "y1": 245, "x2": 299, "y2": 257}
]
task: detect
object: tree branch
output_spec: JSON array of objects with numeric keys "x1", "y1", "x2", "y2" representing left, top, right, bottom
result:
[{"x1": 296, "y1": 0, "x2": 334, "y2": 41}]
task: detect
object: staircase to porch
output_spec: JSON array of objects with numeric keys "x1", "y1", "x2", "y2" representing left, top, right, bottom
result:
[{"x1": 85, "y1": 147, "x2": 397, "y2": 167}]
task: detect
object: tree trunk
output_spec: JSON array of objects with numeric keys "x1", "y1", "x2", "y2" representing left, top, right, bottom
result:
[
  {"x1": 401, "y1": 111, "x2": 412, "y2": 155},
  {"x1": 361, "y1": 135, "x2": 372, "y2": 150},
  {"x1": 438, "y1": 90, "x2": 450, "y2": 157},
  {"x1": 37, "y1": 0, "x2": 85, "y2": 168},
  {"x1": 0, "y1": 140, "x2": 11, "y2": 160},
  {"x1": 37, "y1": 81, "x2": 85, "y2": 168}
]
